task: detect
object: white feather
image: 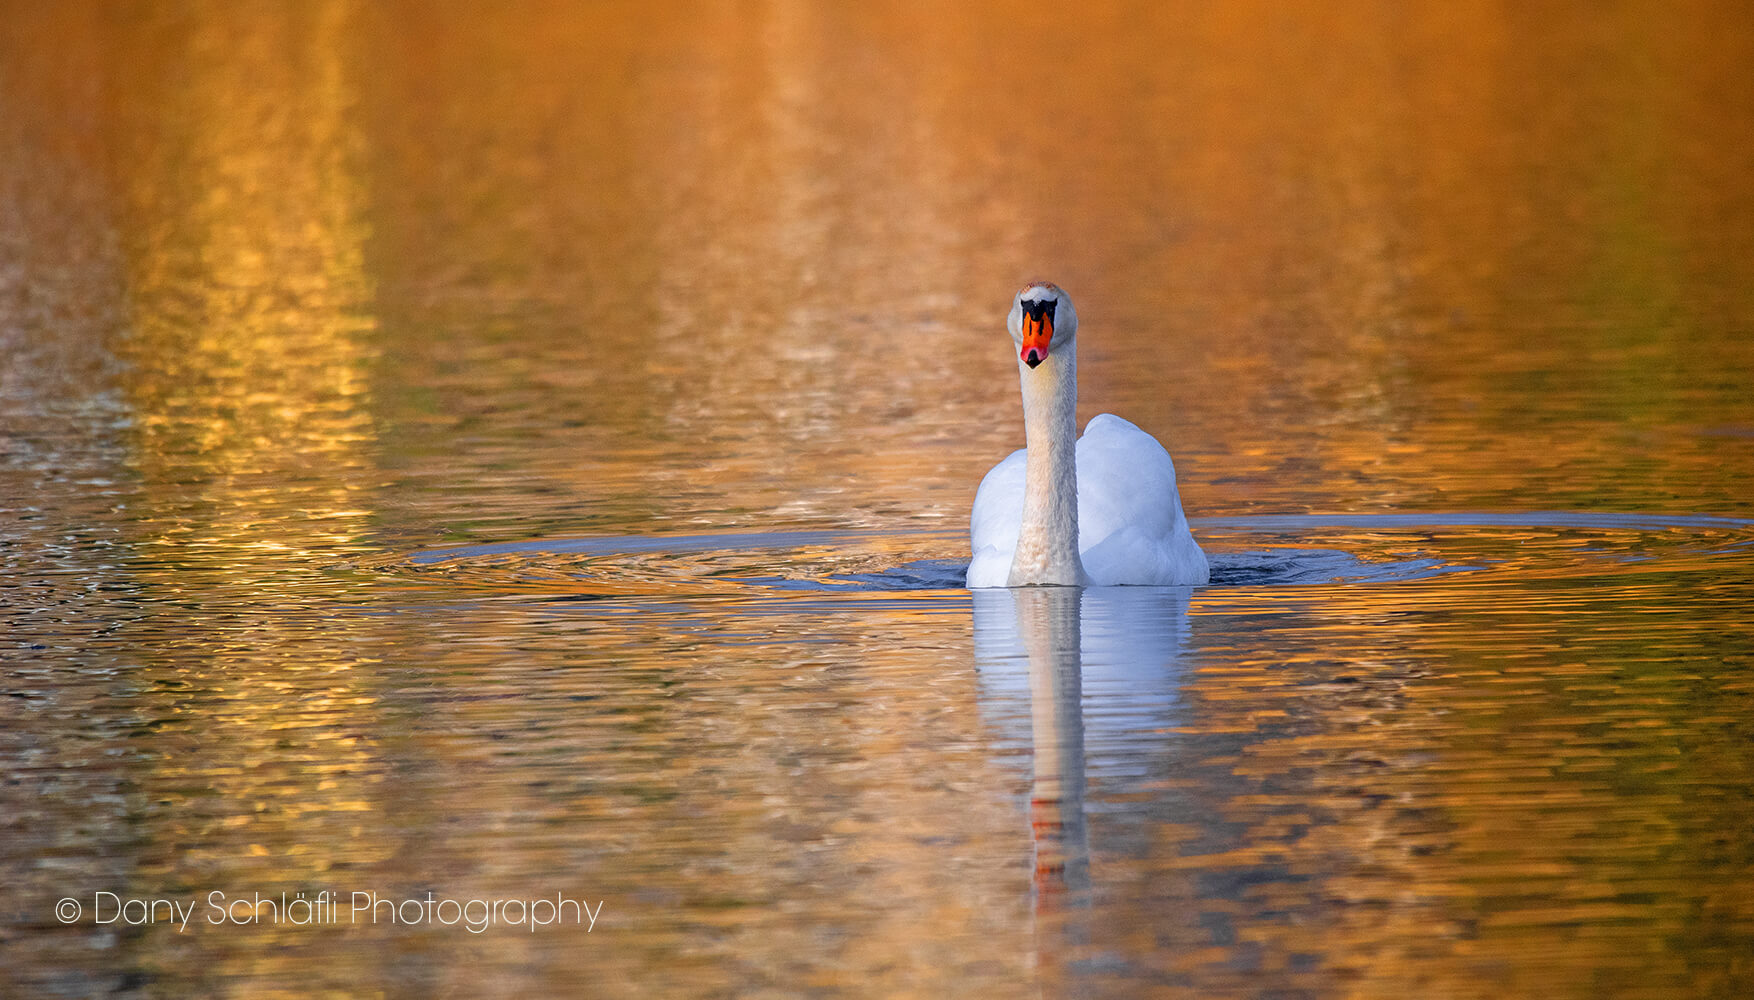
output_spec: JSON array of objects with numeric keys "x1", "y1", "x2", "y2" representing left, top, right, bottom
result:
[{"x1": 968, "y1": 413, "x2": 1209, "y2": 588}]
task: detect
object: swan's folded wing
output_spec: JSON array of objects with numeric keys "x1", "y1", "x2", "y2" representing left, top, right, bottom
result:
[
  {"x1": 1076, "y1": 414, "x2": 1209, "y2": 586},
  {"x1": 1075, "y1": 414, "x2": 1183, "y2": 543}
]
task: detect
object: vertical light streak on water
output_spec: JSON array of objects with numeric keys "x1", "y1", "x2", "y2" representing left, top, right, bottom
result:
[{"x1": 93, "y1": 2, "x2": 402, "y2": 987}]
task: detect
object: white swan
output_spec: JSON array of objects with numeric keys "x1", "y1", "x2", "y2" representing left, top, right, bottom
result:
[{"x1": 967, "y1": 282, "x2": 1210, "y2": 588}]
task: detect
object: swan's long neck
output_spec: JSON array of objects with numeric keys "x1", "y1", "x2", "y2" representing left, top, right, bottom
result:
[{"x1": 1009, "y1": 339, "x2": 1085, "y2": 586}]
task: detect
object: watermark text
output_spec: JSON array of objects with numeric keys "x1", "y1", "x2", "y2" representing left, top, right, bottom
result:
[{"x1": 55, "y1": 890, "x2": 603, "y2": 934}]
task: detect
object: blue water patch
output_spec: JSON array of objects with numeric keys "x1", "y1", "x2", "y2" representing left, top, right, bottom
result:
[
  {"x1": 409, "y1": 529, "x2": 861, "y2": 564},
  {"x1": 1205, "y1": 548, "x2": 1466, "y2": 586},
  {"x1": 1192, "y1": 510, "x2": 1754, "y2": 533},
  {"x1": 397, "y1": 510, "x2": 1754, "y2": 597},
  {"x1": 737, "y1": 550, "x2": 1467, "y2": 592},
  {"x1": 734, "y1": 558, "x2": 972, "y2": 592}
]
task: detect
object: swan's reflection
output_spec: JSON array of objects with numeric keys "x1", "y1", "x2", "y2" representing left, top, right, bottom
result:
[{"x1": 973, "y1": 585, "x2": 1193, "y2": 964}]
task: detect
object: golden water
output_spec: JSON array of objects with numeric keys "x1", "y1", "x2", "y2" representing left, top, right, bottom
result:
[{"x1": 3, "y1": 1, "x2": 1752, "y2": 996}]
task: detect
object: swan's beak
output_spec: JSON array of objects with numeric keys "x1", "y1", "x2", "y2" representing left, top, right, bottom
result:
[{"x1": 1020, "y1": 313, "x2": 1053, "y2": 368}]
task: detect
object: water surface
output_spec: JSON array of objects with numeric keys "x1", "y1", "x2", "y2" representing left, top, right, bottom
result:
[{"x1": 3, "y1": 1, "x2": 1753, "y2": 997}]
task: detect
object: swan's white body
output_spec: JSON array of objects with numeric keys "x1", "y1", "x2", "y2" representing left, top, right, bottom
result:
[
  {"x1": 968, "y1": 413, "x2": 1209, "y2": 587},
  {"x1": 966, "y1": 283, "x2": 1209, "y2": 589}
]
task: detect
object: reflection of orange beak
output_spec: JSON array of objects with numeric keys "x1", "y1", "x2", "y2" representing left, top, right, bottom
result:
[{"x1": 1020, "y1": 314, "x2": 1053, "y2": 368}]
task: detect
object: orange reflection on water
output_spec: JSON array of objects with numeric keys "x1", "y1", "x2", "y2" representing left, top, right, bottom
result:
[
  {"x1": 77, "y1": 3, "x2": 396, "y2": 989},
  {"x1": 108, "y1": 0, "x2": 378, "y2": 575}
]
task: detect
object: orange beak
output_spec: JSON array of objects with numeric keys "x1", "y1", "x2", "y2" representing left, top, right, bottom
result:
[{"x1": 1020, "y1": 313, "x2": 1053, "y2": 368}]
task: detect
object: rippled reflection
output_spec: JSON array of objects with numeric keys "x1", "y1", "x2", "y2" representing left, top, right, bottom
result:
[
  {"x1": 109, "y1": 0, "x2": 388, "y2": 863},
  {"x1": 112, "y1": 0, "x2": 379, "y2": 581},
  {"x1": 974, "y1": 585, "x2": 1195, "y2": 978}
]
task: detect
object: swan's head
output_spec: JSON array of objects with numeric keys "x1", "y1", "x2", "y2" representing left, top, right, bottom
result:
[{"x1": 1007, "y1": 282, "x2": 1078, "y2": 369}]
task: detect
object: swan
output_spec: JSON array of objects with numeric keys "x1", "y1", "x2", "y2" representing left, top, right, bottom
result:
[{"x1": 967, "y1": 282, "x2": 1210, "y2": 588}]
